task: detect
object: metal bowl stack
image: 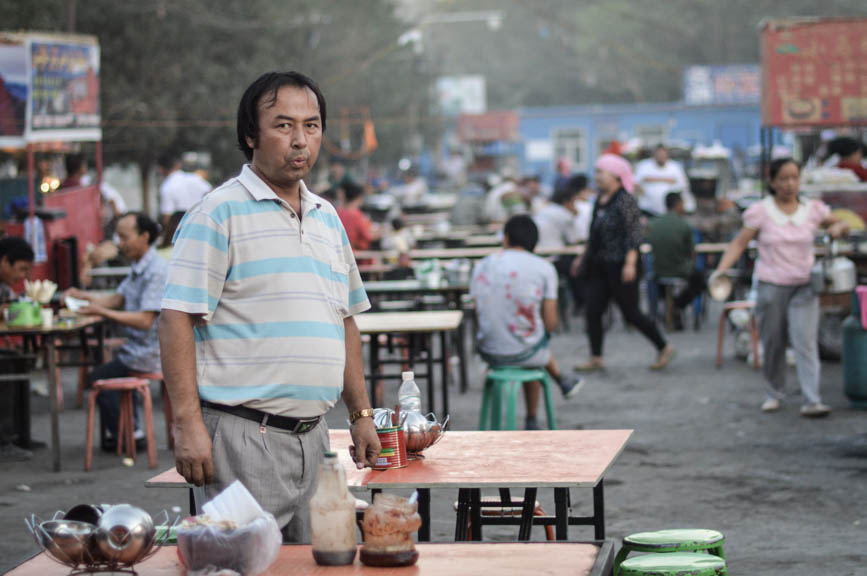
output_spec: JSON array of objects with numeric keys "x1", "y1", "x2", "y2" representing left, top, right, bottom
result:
[{"x1": 26, "y1": 504, "x2": 171, "y2": 570}]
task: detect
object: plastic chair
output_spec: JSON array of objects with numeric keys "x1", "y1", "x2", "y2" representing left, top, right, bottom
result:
[
  {"x1": 618, "y1": 552, "x2": 727, "y2": 576},
  {"x1": 716, "y1": 301, "x2": 759, "y2": 370},
  {"x1": 84, "y1": 378, "x2": 157, "y2": 470},
  {"x1": 614, "y1": 529, "x2": 726, "y2": 575},
  {"x1": 479, "y1": 367, "x2": 555, "y2": 430},
  {"x1": 130, "y1": 371, "x2": 173, "y2": 450}
]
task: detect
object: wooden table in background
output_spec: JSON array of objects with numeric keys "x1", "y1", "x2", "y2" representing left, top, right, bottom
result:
[
  {"x1": 8, "y1": 542, "x2": 614, "y2": 576},
  {"x1": 355, "y1": 311, "x2": 465, "y2": 415},
  {"x1": 0, "y1": 316, "x2": 105, "y2": 471}
]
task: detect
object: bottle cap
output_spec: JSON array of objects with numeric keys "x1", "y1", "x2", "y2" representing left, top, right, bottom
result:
[
  {"x1": 401, "y1": 371, "x2": 414, "y2": 381},
  {"x1": 323, "y1": 451, "x2": 337, "y2": 458}
]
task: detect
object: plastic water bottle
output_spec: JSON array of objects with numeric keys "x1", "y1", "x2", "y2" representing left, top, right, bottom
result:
[{"x1": 398, "y1": 371, "x2": 422, "y2": 413}]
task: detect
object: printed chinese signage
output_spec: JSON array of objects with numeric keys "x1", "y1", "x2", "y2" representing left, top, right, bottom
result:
[
  {"x1": 761, "y1": 18, "x2": 867, "y2": 127},
  {"x1": 29, "y1": 39, "x2": 100, "y2": 132}
]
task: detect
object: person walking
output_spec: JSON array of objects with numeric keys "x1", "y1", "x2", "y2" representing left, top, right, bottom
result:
[
  {"x1": 713, "y1": 158, "x2": 848, "y2": 417},
  {"x1": 575, "y1": 154, "x2": 674, "y2": 372},
  {"x1": 159, "y1": 71, "x2": 380, "y2": 542}
]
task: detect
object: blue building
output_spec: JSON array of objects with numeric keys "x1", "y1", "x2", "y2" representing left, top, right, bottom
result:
[{"x1": 518, "y1": 101, "x2": 771, "y2": 185}]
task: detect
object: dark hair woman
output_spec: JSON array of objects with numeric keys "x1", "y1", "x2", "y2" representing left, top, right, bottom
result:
[
  {"x1": 576, "y1": 154, "x2": 673, "y2": 372},
  {"x1": 713, "y1": 158, "x2": 848, "y2": 417}
]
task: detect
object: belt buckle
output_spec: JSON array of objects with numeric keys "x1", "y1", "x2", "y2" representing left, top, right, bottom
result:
[{"x1": 293, "y1": 418, "x2": 316, "y2": 434}]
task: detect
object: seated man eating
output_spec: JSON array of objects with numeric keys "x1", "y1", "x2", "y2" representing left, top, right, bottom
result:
[
  {"x1": 65, "y1": 212, "x2": 167, "y2": 450},
  {"x1": 470, "y1": 214, "x2": 583, "y2": 430}
]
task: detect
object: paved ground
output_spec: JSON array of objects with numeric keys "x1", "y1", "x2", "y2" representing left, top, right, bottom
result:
[{"x1": 2, "y1": 302, "x2": 866, "y2": 575}]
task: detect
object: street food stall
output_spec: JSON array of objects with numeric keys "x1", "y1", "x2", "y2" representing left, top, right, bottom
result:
[
  {"x1": 760, "y1": 17, "x2": 867, "y2": 359},
  {"x1": 0, "y1": 31, "x2": 104, "y2": 289}
]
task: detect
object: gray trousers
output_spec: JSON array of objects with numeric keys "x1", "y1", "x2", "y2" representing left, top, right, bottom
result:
[
  {"x1": 755, "y1": 282, "x2": 822, "y2": 405},
  {"x1": 193, "y1": 407, "x2": 330, "y2": 543}
]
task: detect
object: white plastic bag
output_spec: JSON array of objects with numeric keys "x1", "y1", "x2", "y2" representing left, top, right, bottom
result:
[{"x1": 177, "y1": 513, "x2": 281, "y2": 576}]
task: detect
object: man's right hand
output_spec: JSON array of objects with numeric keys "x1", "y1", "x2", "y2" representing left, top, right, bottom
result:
[{"x1": 173, "y1": 417, "x2": 214, "y2": 486}]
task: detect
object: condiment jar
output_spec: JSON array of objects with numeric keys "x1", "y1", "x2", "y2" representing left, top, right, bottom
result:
[{"x1": 310, "y1": 452, "x2": 357, "y2": 565}]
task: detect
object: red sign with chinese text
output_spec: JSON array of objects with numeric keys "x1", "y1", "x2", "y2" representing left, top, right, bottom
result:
[{"x1": 761, "y1": 18, "x2": 867, "y2": 127}]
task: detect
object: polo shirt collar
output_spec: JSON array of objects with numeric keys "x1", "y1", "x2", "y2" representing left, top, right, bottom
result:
[
  {"x1": 763, "y1": 196, "x2": 807, "y2": 226},
  {"x1": 131, "y1": 247, "x2": 157, "y2": 276},
  {"x1": 238, "y1": 164, "x2": 322, "y2": 215}
]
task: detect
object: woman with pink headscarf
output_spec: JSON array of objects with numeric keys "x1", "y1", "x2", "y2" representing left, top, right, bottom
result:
[{"x1": 575, "y1": 154, "x2": 675, "y2": 371}]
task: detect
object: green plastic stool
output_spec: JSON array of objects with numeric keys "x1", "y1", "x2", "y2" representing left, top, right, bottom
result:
[
  {"x1": 478, "y1": 367, "x2": 555, "y2": 430},
  {"x1": 618, "y1": 552, "x2": 727, "y2": 576},
  {"x1": 615, "y1": 529, "x2": 726, "y2": 576}
]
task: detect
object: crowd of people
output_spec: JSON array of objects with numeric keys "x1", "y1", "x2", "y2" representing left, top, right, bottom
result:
[{"x1": 0, "y1": 70, "x2": 863, "y2": 555}]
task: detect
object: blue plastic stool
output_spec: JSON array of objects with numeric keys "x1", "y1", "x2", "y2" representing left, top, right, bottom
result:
[{"x1": 479, "y1": 367, "x2": 555, "y2": 430}]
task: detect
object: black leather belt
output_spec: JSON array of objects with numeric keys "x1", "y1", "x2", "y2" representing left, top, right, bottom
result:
[{"x1": 201, "y1": 400, "x2": 321, "y2": 434}]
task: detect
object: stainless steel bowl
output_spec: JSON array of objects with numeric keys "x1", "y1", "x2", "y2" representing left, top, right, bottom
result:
[
  {"x1": 94, "y1": 505, "x2": 156, "y2": 566},
  {"x1": 37, "y1": 520, "x2": 97, "y2": 565}
]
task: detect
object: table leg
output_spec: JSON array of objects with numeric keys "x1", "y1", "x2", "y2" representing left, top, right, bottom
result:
[
  {"x1": 17, "y1": 376, "x2": 32, "y2": 448},
  {"x1": 518, "y1": 487, "x2": 537, "y2": 541},
  {"x1": 369, "y1": 334, "x2": 380, "y2": 407},
  {"x1": 439, "y1": 331, "x2": 449, "y2": 417},
  {"x1": 189, "y1": 488, "x2": 197, "y2": 515},
  {"x1": 425, "y1": 334, "x2": 434, "y2": 413},
  {"x1": 554, "y1": 487, "x2": 569, "y2": 540},
  {"x1": 593, "y1": 480, "x2": 605, "y2": 540},
  {"x1": 470, "y1": 489, "x2": 482, "y2": 541},
  {"x1": 46, "y1": 337, "x2": 60, "y2": 472},
  {"x1": 454, "y1": 488, "x2": 471, "y2": 541},
  {"x1": 418, "y1": 488, "x2": 431, "y2": 542},
  {"x1": 457, "y1": 316, "x2": 468, "y2": 394},
  {"x1": 95, "y1": 322, "x2": 105, "y2": 364}
]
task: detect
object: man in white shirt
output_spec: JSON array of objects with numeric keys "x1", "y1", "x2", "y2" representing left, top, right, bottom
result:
[
  {"x1": 634, "y1": 144, "x2": 693, "y2": 216},
  {"x1": 157, "y1": 152, "x2": 213, "y2": 228}
]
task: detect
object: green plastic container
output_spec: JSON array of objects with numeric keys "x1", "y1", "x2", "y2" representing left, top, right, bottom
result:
[
  {"x1": 6, "y1": 301, "x2": 42, "y2": 327},
  {"x1": 842, "y1": 290, "x2": 867, "y2": 409}
]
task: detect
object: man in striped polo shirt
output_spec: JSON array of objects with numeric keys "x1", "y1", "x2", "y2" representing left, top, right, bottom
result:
[{"x1": 159, "y1": 71, "x2": 380, "y2": 542}]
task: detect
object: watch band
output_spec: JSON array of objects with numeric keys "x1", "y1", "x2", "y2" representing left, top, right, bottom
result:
[{"x1": 349, "y1": 407, "x2": 375, "y2": 424}]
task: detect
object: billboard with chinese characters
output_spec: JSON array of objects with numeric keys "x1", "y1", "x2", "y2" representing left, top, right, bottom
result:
[
  {"x1": 0, "y1": 32, "x2": 100, "y2": 145},
  {"x1": 30, "y1": 39, "x2": 100, "y2": 134},
  {"x1": 761, "y1": 18, "x2": 867, "y2": 127},
  {"x1": 683, "y1": 65, "x2": 760, "y2": 106}
]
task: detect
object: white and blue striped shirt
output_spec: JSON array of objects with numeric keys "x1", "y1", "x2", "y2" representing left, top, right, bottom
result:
[{"x1": 161, "y1": 165, "x2": 370, "y2": 417}]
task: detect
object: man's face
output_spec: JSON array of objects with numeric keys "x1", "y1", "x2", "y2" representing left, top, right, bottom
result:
[
  {"x1": 115, "y1": 215, "x2": 149, "y2": 262},
  {"x1": 654, "y1": 147, "x2": 669, "y2": 166},
  {"x1": 247, "y1": 85, "x2": 322, "y2": 189},
  {"x1": 0, "y1": 256, "x2": 31, "y2": 286}
]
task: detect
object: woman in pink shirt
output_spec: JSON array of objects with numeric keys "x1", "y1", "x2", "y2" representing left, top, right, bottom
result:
[{"x1": 714, "y1": 158, "x2": 848, "y2": 418}]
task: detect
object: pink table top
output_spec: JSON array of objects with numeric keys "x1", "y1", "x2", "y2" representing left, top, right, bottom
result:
[
  {"x1": 148, "y1": 429, "x2": 632, "y2": 490},
  {"x1": 9, "y1": 543, "x2": 605, "y2": 576}
]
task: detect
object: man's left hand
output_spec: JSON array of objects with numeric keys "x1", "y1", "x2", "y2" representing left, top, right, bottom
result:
[{"x1": 349, "y1": 417, "x2": 381, "y2": 469}]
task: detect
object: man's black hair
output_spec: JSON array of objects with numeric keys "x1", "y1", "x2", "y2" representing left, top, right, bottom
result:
[
  {"x1": 342, "y1": 181, "x2": 364, "y2": 204},
  {"x1": 504, "y1": 214, "x2": 539, "y2": 253},
  {"x1": 665, "y1": 191, "x2": 683, "y2": 211},
  {"x1": 0, "y1": 236, "x2": 35, "y2": 265},
  {"x1": 123, "y1": 212, "x2": 160, "y2": 246},
  {"x1": 828, "y1": 136, "x2": 861, "y2": 159},
  {"x1": 64, "y1": 153, "x2": 86, "y2": 176},
  {"x1": 157, "y1": 151, "x2": 180, "y2": 171},
  {"x1": 551, "y1": 184, "x2": 578, "y2": 206},
  {"x1": 237, "y1": 71, "x2": 327, "y2": 162}
]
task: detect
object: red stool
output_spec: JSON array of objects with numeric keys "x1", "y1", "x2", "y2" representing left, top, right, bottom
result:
[
  {"x1": 85, "y1": 378, "x2": 157, "y2": 471},
  {"x1": 130, "y1": 371, "x2": 173, "y2": 450},
  {"x1": 716, "y1": 301, "x2": 759, "y2": 370}
]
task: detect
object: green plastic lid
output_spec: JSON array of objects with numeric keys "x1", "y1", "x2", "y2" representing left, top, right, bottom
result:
[
  {"x1": 621, "y1": 552, "x2": 726, "y2": 572},
  {"x1": 625, "y1": 529, "x2": 724, "y2": 547}
]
